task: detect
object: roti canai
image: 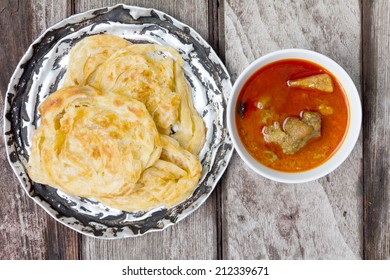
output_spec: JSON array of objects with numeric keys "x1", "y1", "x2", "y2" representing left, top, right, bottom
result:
[
  {"x1": 28, "y1": 86, "x2": 161, "y2": 198},
  {"x1": 28, "y1": 34, "x2": 206, "y2": 212}
]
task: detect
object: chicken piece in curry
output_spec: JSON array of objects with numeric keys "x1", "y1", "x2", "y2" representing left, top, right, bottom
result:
[
  {"x1": 262, "y1": 112, "x2": 321, "y2": 155},
  {"x1": 287, "y1": 73, "x2": 334, "y2": 93}
]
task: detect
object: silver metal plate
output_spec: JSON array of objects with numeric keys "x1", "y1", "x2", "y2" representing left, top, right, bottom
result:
[{"x1": 4, "y1": 4, "x2": 233, "y2": 238}]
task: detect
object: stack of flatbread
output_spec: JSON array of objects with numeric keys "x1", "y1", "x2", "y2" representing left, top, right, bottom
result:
[{"x1": 27, "y1": 34, "x2": 205, "y2": 212}]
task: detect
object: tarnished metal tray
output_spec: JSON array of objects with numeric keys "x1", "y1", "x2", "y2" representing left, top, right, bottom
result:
[{"x1": 4, "y1": 4, "x2": 233, "y2": 238}]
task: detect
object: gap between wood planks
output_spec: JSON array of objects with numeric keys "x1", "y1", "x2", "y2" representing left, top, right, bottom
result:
[
  {"x1": 208, "y1": 0, "x2": 226, "y2": 260},
  {"x1": 360, "y1": 0, "x2": 366, "y2": 260}
]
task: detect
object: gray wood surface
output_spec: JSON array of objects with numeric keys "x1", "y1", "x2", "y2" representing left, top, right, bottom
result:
[
  {"x1": 0, "y1": 0, "x2": 80, "y2": 260},
  {"x1": 363, "y1": 0, "x2": 390, "y2": 260},
  {"x1": 221, "y1": 0, "x2": 363, "y2": 259},
  {"x1": 1, "y1": 0, "x2": 390, "y2": 260}
]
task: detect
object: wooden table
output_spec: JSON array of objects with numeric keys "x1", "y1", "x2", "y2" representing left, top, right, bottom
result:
[{"x1": 0, "y1": 0, "x2": 389, "y2": 260}]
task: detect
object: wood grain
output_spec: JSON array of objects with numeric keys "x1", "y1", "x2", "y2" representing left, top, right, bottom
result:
[
  {"x1": 74, "y1": 0, "x2": 218, "y2": 260},
  {"x1": 75, "y1": 0, "x2": 210, "y2": 41},
  {"x1": 221, "y1": 0, "x2": 363, "y2": 259},
  {"x1": 0, "y1": 0, "x2": 80, "y2": 259},
  {"x1": 363, "y1": 0, "x2": 390, "y2": 260}
]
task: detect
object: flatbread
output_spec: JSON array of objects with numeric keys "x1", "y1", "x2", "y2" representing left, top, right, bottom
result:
[
  {"x1": 27, "y1": 86, "x2": 161, "y2": 198},
  {"x1": 88, "y1": 43, "x2": 206, "y2": 154},
  {"x1": 28, "y1": 35, "x2": 206, "y2": 213},
  {"x1": 97, "y1": 135, "x2": 202, "y2": 212},
  {"x1": 62, "y1": 34, "x2": 131, "y2": 87}
]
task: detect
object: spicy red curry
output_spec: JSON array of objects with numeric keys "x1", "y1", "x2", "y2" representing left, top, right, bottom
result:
[{"x1": 235, "y1": 59, "x2": 349, "y2": 172}]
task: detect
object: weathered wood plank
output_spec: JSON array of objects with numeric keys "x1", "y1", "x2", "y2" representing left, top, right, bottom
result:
[
  {"x1": 75, "y1": 0, "x2": 218, "y2": 260},
  {"x1": 82, "y1": 206, "x2": 218, "y2": 260},
  {"x1": 363, "y1": 0, "x2": 390, "y2": 260},
  {"x1": 221, "y1": 0, "x2": 362, "y2": 259},
  {"x1": 0, "y1": 0, "x2": 79, "y2": 259},
  {"x1": 75, "y1": 0, "x2": 209, "y2": 42}
]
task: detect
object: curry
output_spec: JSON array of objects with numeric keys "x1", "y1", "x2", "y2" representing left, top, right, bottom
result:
[{"x1": 235, "y1": 59, "x2": 349, "y2": 172}]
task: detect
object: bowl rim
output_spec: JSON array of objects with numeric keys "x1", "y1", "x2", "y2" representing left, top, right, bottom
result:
[{"x1": 227, "y1": 48, "x2": 362, "y2": 183}]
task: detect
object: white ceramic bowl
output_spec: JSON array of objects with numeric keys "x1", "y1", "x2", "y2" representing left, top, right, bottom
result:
[{"x1": 227, "y1": 49, "x2": 362, "y2": 183}]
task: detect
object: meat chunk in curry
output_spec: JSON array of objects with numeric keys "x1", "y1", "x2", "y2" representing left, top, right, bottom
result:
[
  {"x1": 262, "y1": 111, "x2": 321, "y2": 154},
  {"x1": 287, "y1": 73, "x2": 334, "y2": 93},
  {"x1": 318, "y1": 103, "x2": 334, "y2": 115}
]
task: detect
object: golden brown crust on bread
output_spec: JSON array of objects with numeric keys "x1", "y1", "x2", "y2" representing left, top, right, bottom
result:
[
  {"x1": 96, "y1": 135, "x2": 202, "y2": 212},
  {"x1": 87, "y1": 43, "x2": 205, "y2": 154},
  {"x1": 62, "y1": 34, "x2": 131, "y2": 87}
]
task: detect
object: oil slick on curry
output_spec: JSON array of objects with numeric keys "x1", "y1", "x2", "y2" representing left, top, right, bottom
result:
[{"x1": 235, "y1": 59, "x2": 349, "y2": 172}]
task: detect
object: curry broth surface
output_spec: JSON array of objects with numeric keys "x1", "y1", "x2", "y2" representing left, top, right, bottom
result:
[{"x1": 235, "y1": 59, "x2": 349, "y2": 172}]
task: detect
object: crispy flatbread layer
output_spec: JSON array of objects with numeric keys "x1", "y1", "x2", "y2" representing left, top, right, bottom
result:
[
  {"x1": 27, "y1": 86, "x2": 161, "y2": 198},
  {"x1": 96, "y1": 135, "x2": 202, "y2": 212},
  {"x1": 87, "y1": 43, "x2": 206, "y2": 154},
  {"x1": 62, "y1": 34, "x2": 131, "y2": 87}
]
